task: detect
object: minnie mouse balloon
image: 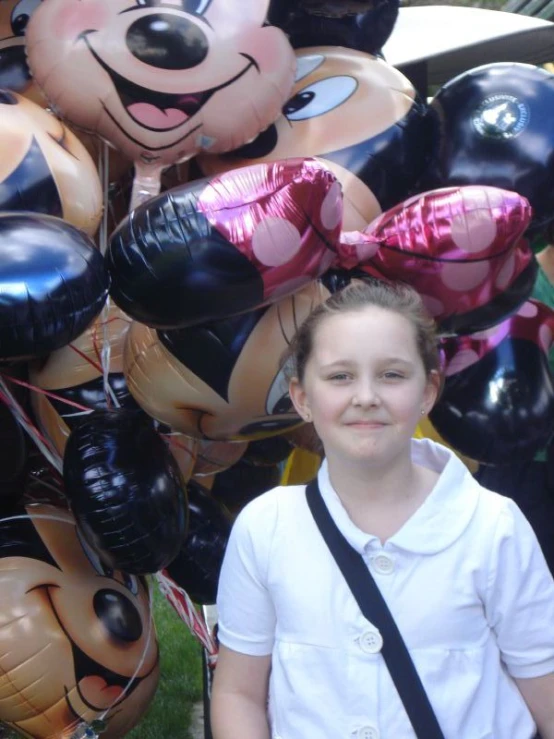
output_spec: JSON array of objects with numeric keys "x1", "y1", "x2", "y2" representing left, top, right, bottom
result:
[
  {"x1": 337, "y1": 185, "x2": 536, "y2": 335},
  {"x1": 25, "y1": 0, "x2": 296, "y2": 207},
  {"x1": 429, "y1": 299, "x2": 554, "y2": 464},
  {"x1": 108, "y1": 158, "x2": 342, "y2": 329}
]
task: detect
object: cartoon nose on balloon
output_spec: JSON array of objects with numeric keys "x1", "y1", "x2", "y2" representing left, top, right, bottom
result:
[
  {"x1": 126, "y1": 13, "x2": 208, "y2": 70},
  {"x1": 93, "y1": 589, "x2": 143, "y2": 643}
]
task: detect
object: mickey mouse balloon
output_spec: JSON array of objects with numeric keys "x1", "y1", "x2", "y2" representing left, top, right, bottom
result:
[{"x1": 25, "y1": 0, "x2": 296, "y2": 207}]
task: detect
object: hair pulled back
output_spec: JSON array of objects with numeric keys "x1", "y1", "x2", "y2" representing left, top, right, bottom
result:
[{"x1": 286, "y1": 279, "x2": 441, "y2": 384}]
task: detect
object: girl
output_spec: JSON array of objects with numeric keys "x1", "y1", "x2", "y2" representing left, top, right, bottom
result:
[{"x1": 211, "y1": 280, "x2": 554, "y2": 739}]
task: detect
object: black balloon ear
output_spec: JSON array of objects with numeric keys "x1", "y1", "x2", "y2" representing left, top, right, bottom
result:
[
  {"x1": 63, "y1": 409, "x2": 188, "y2": 575},
  {"x1": 165, "y1": 481, "x2": 232, "y2": 605},
  {"x1": 270, "y1": 0, "x2": 400, "y2": 55},
  {"x1": 430, "y1": 338, "x2": 554, "y2": 464},
  {"x1": 209, "y1": 457, "x2": 282, "y2": 515},
  {"x1": 0, "y1": 213, "x2": 109, "y2": 360}
]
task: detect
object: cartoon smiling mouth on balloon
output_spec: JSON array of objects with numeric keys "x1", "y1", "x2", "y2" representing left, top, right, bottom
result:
[{"x1": 25, "y1": 0, "x2": 295, "y2": 175}]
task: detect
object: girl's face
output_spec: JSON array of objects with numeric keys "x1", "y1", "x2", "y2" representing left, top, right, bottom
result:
[{"x1": 290, "y1": 307, "x2": 439, "y2": 470}]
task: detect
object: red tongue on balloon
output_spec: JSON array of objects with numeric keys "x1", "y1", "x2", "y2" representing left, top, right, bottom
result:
[
  {"x1": 127, "y1": 102, "x2": 188, "y2": 129},
  {"x1": 78, "y1": 675, "x2": 125, "y2": 708}
]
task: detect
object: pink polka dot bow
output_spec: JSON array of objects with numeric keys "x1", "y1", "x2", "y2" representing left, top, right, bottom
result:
[{"x1": 336, "y1": 186, "x2": 534, "y2": 336}]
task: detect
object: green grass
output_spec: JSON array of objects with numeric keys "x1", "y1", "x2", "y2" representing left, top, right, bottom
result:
[{"x1": 126, "y1": 585, "x2": 203, "y2": 739}]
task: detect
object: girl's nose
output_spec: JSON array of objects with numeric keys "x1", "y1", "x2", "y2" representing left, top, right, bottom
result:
[{"x1": 352, "y1": 380, "x2": 379, "y2": 407}]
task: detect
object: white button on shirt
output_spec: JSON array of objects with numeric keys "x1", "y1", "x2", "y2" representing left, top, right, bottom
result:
[
  {"x1": 358, "y1": 629, "x2": 383, "y2": 654},
  {"x1": 371, "y1": 553, "x2": 395, "y2": 575},
  {"x1": 355, "y1": 725, "x2": 380, "y2": 739},
  {"x1": 217, "y1": 438, "x2": 554, "y2": 739}
]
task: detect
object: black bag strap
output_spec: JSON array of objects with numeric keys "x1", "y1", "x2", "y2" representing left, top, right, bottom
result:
[{"x1": 306, "y1": 478, "x2": 445, "y2": 739}]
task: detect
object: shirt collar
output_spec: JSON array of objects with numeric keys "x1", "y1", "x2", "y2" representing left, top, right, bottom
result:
[{"x1": 316, "y1": 437, "x2": 481, "y2": 555}]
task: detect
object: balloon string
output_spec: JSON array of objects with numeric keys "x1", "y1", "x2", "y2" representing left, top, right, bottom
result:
[
  {"x1": 0, "y1": 378, "x2": 62, "y2": 474},
  {"x1": 0, "y1": 374, "x2": 92, "y2": 413},
  {"x1": 155, "y1": 571, "x2": 218, "y2": 666}
]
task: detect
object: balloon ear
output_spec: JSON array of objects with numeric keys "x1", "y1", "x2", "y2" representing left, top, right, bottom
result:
[
  {"x1": 63, "y1": 409, "x2": 188, "y2": 574},
  {"x1": 0, "y1": 213, "x2": 108, "y2": 361},
  {"x1": 429, "y1": 300, "x2": 554, "y2": 464},
  {"x1": 270, "y1": 0, "x2": 400, "y2": 55}
]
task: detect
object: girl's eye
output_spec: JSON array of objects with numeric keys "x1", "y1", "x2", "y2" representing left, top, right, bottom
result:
[
  {"x1": 383, "y1": 372, "x2": 404, "y2": 380},
  {"x1": 329, "y1": 373, "x2": 350, "y2": 381}
]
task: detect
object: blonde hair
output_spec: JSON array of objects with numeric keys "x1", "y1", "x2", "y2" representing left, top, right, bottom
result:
[{"x1": 285, "y1": 279, "x2": 441, "y2": 384}]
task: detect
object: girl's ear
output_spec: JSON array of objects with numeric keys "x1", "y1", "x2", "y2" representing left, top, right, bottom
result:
[
  {"x1": 423, "y1": 369, "x2": 442, "y2": 413},
  {"x1": 289, "y1": 376, "x2": 311, "y2": 422}
]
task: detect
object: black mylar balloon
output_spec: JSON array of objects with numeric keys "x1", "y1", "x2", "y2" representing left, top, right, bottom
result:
[
  {"x1": 0, "y1": 213, "x2": 108, "y2": 360},
  {"x1": 0, "y1": 401, "x2": 26, "y2": 503},
  {"x1": 63, "y1": 409, "x2": 187, "y2": 574},
  {"x1": 267, "y1": 0, "x2": 399, "y2": 55},
  {"x1": 430, "y1": 335, "x2": 554, "y2": 465},
  {"x1": 242, "y1": 435, "x2": 294, "y2": 467},
  {"x1": 210, "y1": 457, "x2": 283, "y2": 515},
  {"x1": 422, "y1": 63, "x2": 554, "y2": 237},
  {"x1": 165, "y1": 481, "x2": 231, "y2": 605}
]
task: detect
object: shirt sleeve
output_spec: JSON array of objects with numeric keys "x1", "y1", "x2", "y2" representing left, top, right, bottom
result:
[
  {"x1": 216, "y1": 496, "x2": 277, "y2": 656},
  {"x1": 485, "y1": 498, "x2": 554, "y2": 678}
]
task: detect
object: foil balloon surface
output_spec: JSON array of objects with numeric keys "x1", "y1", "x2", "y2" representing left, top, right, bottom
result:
[
  {"x1": 198, "y1": 47, "x2": 433, "y2": 232},
  {"x1": 63, "y1": 409, "x2": 188, "y2": 575},
  {"x1": 338, "y1": 185, "x2": 536, "y2": 334},
  {"x1": 26, "y1": 0, "x2": 296, "y2": 207},
  {"x1": 0, "y1": 213, "x2": 109, "y2": 361},
  {"x1": 0, "y1": 503, "x2": 159, "y2": 738},
  {"x1": 430, "y1": 299, "x2": 554, "y2": 464},
  {"x1": 108, "y1": 158, "x2": 342, "y2": 328}
]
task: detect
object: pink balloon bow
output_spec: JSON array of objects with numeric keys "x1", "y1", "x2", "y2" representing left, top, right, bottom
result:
[
  {"x1": 440, "y1": 298, "x2": 554, "y2": 378},
  {"x1": 335, "y1": 186, "x2": 533, "y2": 326}
]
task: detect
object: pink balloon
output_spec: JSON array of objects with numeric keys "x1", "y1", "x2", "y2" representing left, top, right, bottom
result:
[
  {"x1": 25, "y1": 0, "x2": 296, "y2": 207},
  {"x1": 337, "y1": 185, "x2": 535, "y2": 334}
]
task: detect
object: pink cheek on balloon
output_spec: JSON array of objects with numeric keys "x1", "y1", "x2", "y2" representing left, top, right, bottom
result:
[
  {"x1": 56, "y1": 1, "x2": 111, "y2": 40},
  {"x1": 539, "y1": 324, "x2": 553, "y2": 354},
  {"x1": 237, "y1": 27, "x2": 284, "y2": 74},
  {"x1": 450, "y1": 209, "x2": 497, "y2": 254},
  {"x1": 445, "y1": 349, "x2": 481, "y2": 376},
  {"x1": 495, "y1": 252, "x2": 516, "y2": 291},
  {"x1": 320, "y1": 182, "x2": 342, "y2": 231},
  {"x1": 441, "y1": 261, "x2": 490, "y2": 291},
  {"x1": 517, "y1": 301, "x2": 539, "y2": 318},
  {"x1": 252, "y1": 217, "x2": 302, "y2": 267}
]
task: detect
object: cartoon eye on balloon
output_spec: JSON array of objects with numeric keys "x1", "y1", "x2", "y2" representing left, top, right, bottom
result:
[
  {"x1": 0, "y1": 503, "x2": 160, "y2": 738},
  {"x1": 198, "y1": 46, "x2": 433, "y2": 231},
  {"x1": 26, "y1": 0, "x2": 296, "y2": 208}
]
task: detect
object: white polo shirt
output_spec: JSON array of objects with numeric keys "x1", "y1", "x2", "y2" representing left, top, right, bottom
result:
[{"x1": 217, "y1": 438, "x2": 554, "y2": 739}]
